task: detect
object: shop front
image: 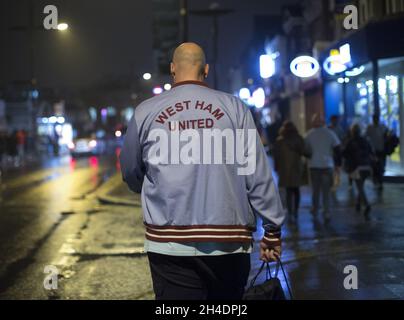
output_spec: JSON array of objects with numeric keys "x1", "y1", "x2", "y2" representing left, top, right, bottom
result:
[{"x1": 321, "y1": 15, "x2": 404, "y2": 175}]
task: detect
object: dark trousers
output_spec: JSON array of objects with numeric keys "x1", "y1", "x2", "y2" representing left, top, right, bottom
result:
[
  {"x1": 286, "y1": 187, "x2": 300, "y2": 217},
  {"x1": 310, "y1": 168, "x2": 333, "y2": 214},
  {"x1": 147, "y1": 252, "x2": 250, "y2": 300},
  {"x1": 374, "y1": 152, "x2": 386, "y2": 186},
  {"x1": 354, "y1": 170, "x2": 371, "y2": 207}
]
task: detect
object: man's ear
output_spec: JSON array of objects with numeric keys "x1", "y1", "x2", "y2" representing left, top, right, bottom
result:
[
  {"x1": 204, "y1": 64, "x2": 209, "y2": 78},
  {"x1": 170, "y1": 62, "x2": 175, "y2": 76}
]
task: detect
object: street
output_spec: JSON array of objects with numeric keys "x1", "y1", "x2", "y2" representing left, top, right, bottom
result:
[
  {"x1": 0, "y1": 154, "x2": 153, "y2": 299},
  {"x1": 1, "y1": 154, "x2": 404, "y2": 299}
]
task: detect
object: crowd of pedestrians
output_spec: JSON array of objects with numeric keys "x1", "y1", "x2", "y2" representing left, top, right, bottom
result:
[{"x1": 272, "y1": 114, "x2": 399, "y2": 224}]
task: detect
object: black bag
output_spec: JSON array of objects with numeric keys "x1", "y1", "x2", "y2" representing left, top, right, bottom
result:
[
  {"x1": 384, "y1": 131, "x2": 399, "y2": 156},
  {"x1": 243, "y1": 260, "x2": 293, "y2": 300}
]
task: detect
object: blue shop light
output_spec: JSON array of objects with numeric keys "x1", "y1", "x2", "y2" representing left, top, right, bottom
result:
[{"x1": 345, "y1": 65, "x2": 365, "y2": 77}]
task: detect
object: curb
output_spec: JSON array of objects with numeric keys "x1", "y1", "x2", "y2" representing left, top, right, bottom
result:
[{"x1": 96, "y1": 173, "x2": 141, "y2": 207}]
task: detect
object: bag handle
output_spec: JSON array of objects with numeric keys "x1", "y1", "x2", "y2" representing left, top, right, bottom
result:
[
  {"x1": 249, "y1": 261, "x2": 279, "y2": 287},
  {"x1": 249, "y1": 261, "x2": 267, "y2": 288},
  {"x1": 277, "y1": 258, "x2": 294, "y2": 300},
  {"x1": 249, "y1": 259, "x2": 294, "y2": 300}
]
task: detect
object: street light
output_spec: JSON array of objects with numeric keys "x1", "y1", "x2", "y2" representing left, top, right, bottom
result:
[
  {"x1": 57, "y1": 23, "x2": 69, "y2": 31},
  {"x1": 143, "y1": 73, "x2": 152, "y2": 80},
  {"x1": 153, "y1": 86, "x2": 163, "y2": 95}
]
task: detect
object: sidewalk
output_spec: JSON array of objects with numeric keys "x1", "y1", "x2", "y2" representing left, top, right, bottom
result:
[{"x1": 98, "y1": 173, "x2": 404, "y2": 299}]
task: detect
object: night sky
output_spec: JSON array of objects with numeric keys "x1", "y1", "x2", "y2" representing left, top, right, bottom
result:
[{"x1": 0, "y1": 0, "x2": 294, "y2": 91}]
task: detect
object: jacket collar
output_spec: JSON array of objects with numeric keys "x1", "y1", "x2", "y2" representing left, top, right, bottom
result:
[{"x1": 172, "y1": 80, "x2": 209, "y2": 88}]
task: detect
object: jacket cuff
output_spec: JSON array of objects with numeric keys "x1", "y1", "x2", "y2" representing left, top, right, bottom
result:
[{"x1": 261, "y1": 230, "x2": 281, "y2": 247}]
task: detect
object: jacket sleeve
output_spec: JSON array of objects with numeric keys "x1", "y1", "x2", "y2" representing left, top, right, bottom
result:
[
  {"x1": 242, "y1": 108, "x2": 285, "y2": 247},
  {"x1": 120, "y1": 112, "x2": 145, "y2": 193}
]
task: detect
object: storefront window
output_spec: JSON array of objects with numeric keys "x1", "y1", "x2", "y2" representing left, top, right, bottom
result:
[
  {"x1": 348, "y1": 62, "x2": 374, "y2": 129},
  {"x1": 378, "y1": 57, "x2": 404, "y2": 166}
]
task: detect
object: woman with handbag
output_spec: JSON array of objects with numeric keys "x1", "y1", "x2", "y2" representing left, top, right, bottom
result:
[
  {"x1": 274, "y1": 121, "x2": 309, "y2": 224},
  {"x1": 343, "y1": 123, "x2": 374, "y2": 220}
]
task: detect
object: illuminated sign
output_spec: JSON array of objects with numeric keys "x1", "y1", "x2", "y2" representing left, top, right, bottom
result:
[
  {"x1": 339, "y1": 44, "x2": 351, "y2": 64},
  {"x1": 323, "y1": 55, "x2": 347, "y2": 75},
  {"x1": 260, "y1": 54, "x2": 275, "y2": 79},
  {"x1": 345, "y1": 65, "x2": 365, "y2": 77},
  {"x1": 290, "y1": 56, "x2": 320, "y2": 78},
  {"x1": 323, "y1": 43, "x2": 352, "y2": 76}
]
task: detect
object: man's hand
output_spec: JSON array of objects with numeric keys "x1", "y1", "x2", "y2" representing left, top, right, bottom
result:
[{"x1": 260, "y1": 241, "x2": 281, "y2": 263}]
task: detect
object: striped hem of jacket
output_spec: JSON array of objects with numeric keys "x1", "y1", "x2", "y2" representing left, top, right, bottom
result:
[{"x1": 144, "y1": 223, "x2": 256, "y2": 243}]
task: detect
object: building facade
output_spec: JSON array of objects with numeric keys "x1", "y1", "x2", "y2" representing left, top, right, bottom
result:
[{"x1": 321, "y1": 13, "x2": 404, "y2": 174}]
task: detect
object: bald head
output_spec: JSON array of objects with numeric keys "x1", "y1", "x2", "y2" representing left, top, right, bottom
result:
[
  {"x1": 171, "y1": 43, "x2": 209, "y2": 83},
  {"x1": 312, "y1": 113, "x2": 325, "y2": 128}
]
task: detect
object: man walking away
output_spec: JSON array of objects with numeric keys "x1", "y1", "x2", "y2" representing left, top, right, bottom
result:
[
  {"x1": 328, "y1": 115, "x2": 345, "y2": 142},
  {"x1": 16, "y1": 129, "x2": 26, "y2": 165},
  {"x1": 120, "y1": 43, "x2": 285, "y2": 300},
  {"x1": 366, "y1": 115, "x2": 387, "y2": 190},
  {"x1": 343, "y1": 124, "x2": 373, "y2": 220},
  {"x1": 305, "y1": 114, "x2": 341, "y2": 223}
]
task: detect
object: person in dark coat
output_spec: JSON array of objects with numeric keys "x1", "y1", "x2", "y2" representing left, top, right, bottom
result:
[
  {"x1": 274, "y1": 121, "x2": 309, "y2": 223},
  {"x1": 7, "y1": 131, "x2": 18, "y2": 163},
  {"x1": 343, "y1": 123, "x2": 373, "y2": 220}
]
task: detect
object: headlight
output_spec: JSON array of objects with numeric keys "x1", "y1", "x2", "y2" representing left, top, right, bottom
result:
[{"x1": 88, "y1": 140, "x2": 97, "y2": 148}]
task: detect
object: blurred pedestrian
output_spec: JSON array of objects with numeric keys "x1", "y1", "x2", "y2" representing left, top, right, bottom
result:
[
  {"x1": 16, "y1": 129, "x2": 26, "y2": 164},
  {"x1": 52, "y1": 131, "x2": 60, "y2": 157},
  {"x1": 120, "y1": 43, "x2": 285, "y2": 300},
  {"x1": 328, "y1": 115, "x2": 345, "y2": 191},
  {"x1": 328, "y1": 115, "x2": 345, "y2": 142},
  {"x1": 7, "y1": 131, "x2": 18, "y2": 166},
  {"x1": 305, "y1": 114, "x2": 341, "y2": 223},
  {"x1": 274, "y1": 121, "x2": 309, "y2": 224},
  {"x1": 366, "y1": 115, "x2": 387, "y2": 190},
  {"x1": 343, "y1": 124, "x2": 373, "y2": 220}
]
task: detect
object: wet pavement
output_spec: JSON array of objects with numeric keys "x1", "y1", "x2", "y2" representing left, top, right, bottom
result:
[{"x1": 0, "y1": 154, "x2": 404, "y2": 300}]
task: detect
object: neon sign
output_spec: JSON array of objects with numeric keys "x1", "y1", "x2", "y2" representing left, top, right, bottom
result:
[
  {"x1": 345, "y1": 65, "x2": 365, "y2": 77},
  {"x1": 290, "y1": 56, "x2": 320, "y2": 78},
  {"x1": 260, "y1": 54, "x2": 275, "y2": 79},
  {"x1": 323, "y1": 43, "x2": 352, "y2": 76}
]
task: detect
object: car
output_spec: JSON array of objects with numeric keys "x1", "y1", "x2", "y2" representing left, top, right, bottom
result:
[{"x1": 68, "y1": 135, "x2": 104, "y2": 157}]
